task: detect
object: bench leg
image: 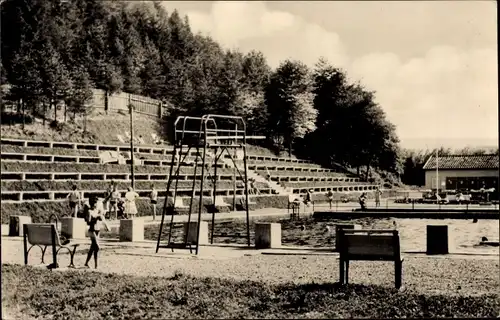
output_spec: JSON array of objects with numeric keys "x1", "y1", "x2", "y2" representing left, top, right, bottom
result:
[
  {"x1": 345, "y1": 260, "x2": 349, "y2": 285},
  {"x1": 395, "y1": 260, "x2": 403, "y2": 289},
  {"x1": 339, "y1": 258, "x2": 345, "y2": 285},
  {"x1": 23, "y1": 227, "x2": 28, "y2": 265},
  {"x1": 40, "y1": 245, "x2": 48, "y2": 264},
  {"x1": 69, "y1": 246, "x2": 78, "y2": 268}
]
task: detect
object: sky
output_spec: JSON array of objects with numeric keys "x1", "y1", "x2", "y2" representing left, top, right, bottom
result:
[{"x1": 161, "y1": 1, "x2": 498, "y2": 150}]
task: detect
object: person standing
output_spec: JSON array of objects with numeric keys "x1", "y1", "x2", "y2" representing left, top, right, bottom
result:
[
  {"x1": 109, "y1": 185, "x2": 121, "y2": 220},
  {"x1": 67, "y1": 185, "x2": 82, "y2": 218},
  {"x1": 326, "y1": 190, "x2": 334, "y2": 208},
  {"x1": 375, "y1": 187, "x2": 382, "y2": 208},
  {"x1": 359, "y1": 192, "x2": 367, "y2": 211},
  {"x1": 103, "y1": 181, "x2": 115, "y2": 217},
  {"x1": 304, "y1": 189, "x2": 313, "y2": 207},
  {"x1": 250, "y1": 178, "x2": 260, "y2": 195},
  {"x1": 150, "y1": 185, "x2": 158, "y2": 220},
  {"x1": 124, "y1": 187, "x2": 140, "y2": 219},
  {"x1": 83, "y1": 196, "x2": 109, "y2": 269}
]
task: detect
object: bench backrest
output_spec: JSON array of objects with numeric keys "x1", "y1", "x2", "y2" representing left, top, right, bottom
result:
[
  {"x1": 25, "y1": 223, "x2": 62, "y2": 246},
  {"x1": 339, "y1": 230, "x2": 400, "y2": 260}
]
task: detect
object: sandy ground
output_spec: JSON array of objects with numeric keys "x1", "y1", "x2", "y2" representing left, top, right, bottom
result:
[{"x1": 2, "y1": 236, "x2": 498, "y2": 297}]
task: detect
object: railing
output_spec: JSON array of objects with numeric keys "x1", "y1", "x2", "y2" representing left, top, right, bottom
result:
[
  {"x1": 92, "y1": 89, "x2": 164, "y2": 118},
  {"x1": 289, "y1": 184, "x2": 377, "y2": 194}
]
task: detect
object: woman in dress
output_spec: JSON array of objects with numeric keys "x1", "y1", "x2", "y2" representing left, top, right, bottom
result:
[
  {"x1": 124, "y1": 186, "x2": 140, "y2": 219},
  {"x1": 84, "y1": 196, "x2": 109, "y2": 269}
]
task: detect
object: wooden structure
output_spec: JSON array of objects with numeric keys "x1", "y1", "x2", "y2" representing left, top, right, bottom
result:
[
  {"x1": 155, "y1": 114, "x2": 265, "y2": 255},
  {"x1": 337, "y1": 229, "x2": 403, "y2": 289}
]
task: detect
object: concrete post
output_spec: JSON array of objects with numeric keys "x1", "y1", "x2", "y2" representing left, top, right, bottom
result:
[
  {"x1": 184, "y1": 221, "x2": 208, "y2": 245},
  {"x1": 60, "y1": 217, "x2": 87, "y2": 240},
  {"x1": 255, "y1": 223, "x2": 281, "y2": 249},
  {"x1": 9, "y1": 215, "x2": 32, "y2": 237},
  {"x1": 119, "y1": 219, "x2": 144, "y2": 242},
  {"x1": 426, "y1": 225, "x2": 449, "y2": 255}
]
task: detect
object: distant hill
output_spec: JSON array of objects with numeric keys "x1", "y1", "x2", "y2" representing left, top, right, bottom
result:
[{"x1": 402, "y1": 137, "x2": 498, "y2": 151}]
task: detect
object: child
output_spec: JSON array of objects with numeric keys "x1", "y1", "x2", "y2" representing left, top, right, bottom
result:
[
  {"x1": 109, "y1": 185, "x2": 121, "y2": 220},
  {"x1": 67, "y1": 185, "x2": 81, "y2": 218},
  {"x1": 83, "y1": 196, "x2": 109, "y2": 269}
]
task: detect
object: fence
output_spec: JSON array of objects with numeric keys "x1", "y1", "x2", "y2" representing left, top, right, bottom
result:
[{"x1": 92, "y1": 89, "x2": 164, "y2": 118}]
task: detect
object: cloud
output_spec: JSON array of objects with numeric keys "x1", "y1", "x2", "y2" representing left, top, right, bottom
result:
[
  {"x1": 185, "y1": 1, "x2": 497, "y2": 149},
  {"x1": 186, "y1": 1, "x2": 349, "y2": 68}
]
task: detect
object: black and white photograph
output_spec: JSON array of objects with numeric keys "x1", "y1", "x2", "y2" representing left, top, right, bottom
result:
[{"x1": 1, "y1": 0, "x2": 498, "y2": 319}]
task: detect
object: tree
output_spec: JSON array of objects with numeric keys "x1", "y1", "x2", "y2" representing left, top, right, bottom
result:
[
  {"x1": 242, "y1": 50, "x2": 271, "y2": 93},
  {"x1": 38, "y1": 42, "x2": 73, "y2": 122},
  {"x1": 214, "y1": 50, "x2": 245, "y2": 115},
  {"x1": 66, "y1": 67, "x2": 93, "y2": 128},
  {"x1": 302, "y1": 58, "x2": 402, "y2": 181},
  {"x1": 140, "y1": 37, "x2": 166, "y2": 99},
  {"x1": 265, "y1": 60, "x2": 316, "y2": 156}
]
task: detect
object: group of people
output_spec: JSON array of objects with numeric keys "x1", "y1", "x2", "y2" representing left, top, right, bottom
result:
[
  {"x1": 65, "y1": 182, "x2": 158, "y2": 269},
  {"x1": 66, "y1": 182, "x2": 157, "y2": 220}
]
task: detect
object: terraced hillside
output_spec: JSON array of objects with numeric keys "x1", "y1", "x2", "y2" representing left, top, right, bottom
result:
[
  {"x1": 0, "y1": 131, "x2": 378, "y2": 223},
  {"x1": 0, "y1": 137, "x2": 290, "y2": 222}
]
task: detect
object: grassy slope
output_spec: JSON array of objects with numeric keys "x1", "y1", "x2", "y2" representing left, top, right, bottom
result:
[
  {"x1": 1, "y1": 110, "x2": 162, "y2": 145},
  {"x1": 2, "y1": 264, "x2": 498, "y2": 319}
]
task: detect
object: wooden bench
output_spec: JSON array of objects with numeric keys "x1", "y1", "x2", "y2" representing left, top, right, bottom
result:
[
  {"x1": 337, "y1": 229, "x2": 403, "y2": 289},
  {"x1": 23, "y1": 223, "x2": 80, "y2": 269}
]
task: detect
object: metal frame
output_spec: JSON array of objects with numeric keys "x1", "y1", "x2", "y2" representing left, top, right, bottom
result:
[{"x1": 156, "y1": 115, "x2": 264, "y2": 255}]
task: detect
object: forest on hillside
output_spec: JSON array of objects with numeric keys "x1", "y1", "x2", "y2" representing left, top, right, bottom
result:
[{"x1": 0, "y1": 0, "x2": 495, "y2": 186}]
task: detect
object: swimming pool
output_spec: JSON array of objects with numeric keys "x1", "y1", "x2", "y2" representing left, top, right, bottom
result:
[{"x1": 393, "y1": 218, "x2": 499, "y2": 254}]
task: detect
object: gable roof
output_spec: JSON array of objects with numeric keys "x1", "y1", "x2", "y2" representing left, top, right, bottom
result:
[{"x1": 423, "y1": 154, "x2": 499, "y2": 170}]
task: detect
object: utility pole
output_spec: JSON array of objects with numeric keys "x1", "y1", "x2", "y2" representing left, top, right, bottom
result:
[
  {"x1": 435, "y1": 149, "x2": 439, "y2": 193},
  {"x1": 129, "y1": 95, "x2": 135, "y2": 189}
]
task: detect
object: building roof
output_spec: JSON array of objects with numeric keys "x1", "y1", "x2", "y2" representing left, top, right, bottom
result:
[{"x1": 423, "y1": 154, "x2": 499, "y2": 170}]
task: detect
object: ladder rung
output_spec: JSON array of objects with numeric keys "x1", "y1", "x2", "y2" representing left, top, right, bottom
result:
[{"x1": 159, "y1": 243, "x2": 193, "y2": 249}]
